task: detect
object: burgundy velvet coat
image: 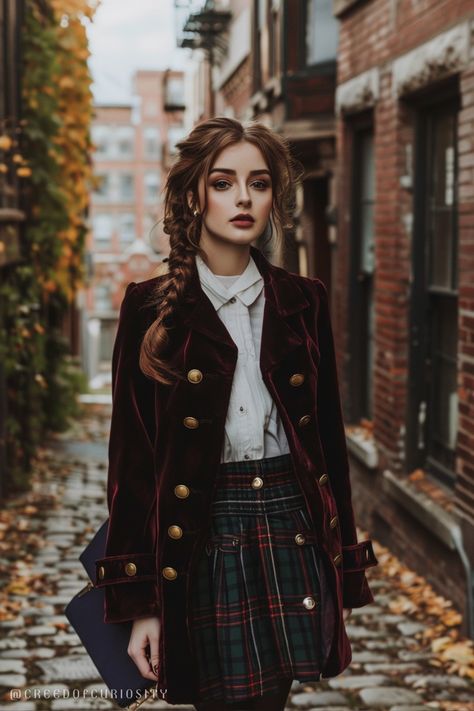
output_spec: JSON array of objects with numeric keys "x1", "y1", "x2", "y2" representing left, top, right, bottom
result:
[{"x1": 95, "y1": 244, "x2": 378, "y2": 705}]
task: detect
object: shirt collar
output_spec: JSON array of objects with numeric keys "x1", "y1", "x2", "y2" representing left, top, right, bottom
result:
[{"x1": 195, "y1": 252, "x2": 264, "y2": 311}]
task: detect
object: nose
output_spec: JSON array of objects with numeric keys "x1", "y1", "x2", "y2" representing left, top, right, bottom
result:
[{"x1": 236, "y1": 181, "x2": 251, "y2": 206}]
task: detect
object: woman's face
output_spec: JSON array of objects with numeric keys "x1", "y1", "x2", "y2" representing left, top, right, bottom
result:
[{"x1": 189, "y1": 140, "x2": 273, "y2": 248}]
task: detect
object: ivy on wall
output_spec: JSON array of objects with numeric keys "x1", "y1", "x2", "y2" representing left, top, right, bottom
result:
[{"x1": 0, "y1": 0, "x2": 100, "y2": 492}]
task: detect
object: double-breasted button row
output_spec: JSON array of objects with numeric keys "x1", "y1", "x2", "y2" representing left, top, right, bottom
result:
[{"x1": 288, "y1": 372, "x2": 311, "y2": 428}]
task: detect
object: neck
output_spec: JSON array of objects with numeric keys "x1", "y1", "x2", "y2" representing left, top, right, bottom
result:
[{"x1": 198, "y1": 237, "x2": 251, "y2": 276}]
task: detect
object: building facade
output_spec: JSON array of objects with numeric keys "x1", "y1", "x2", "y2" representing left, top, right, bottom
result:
[
  {"x1": 87, "y1": 69, "x2": 186, "y2": 381},
  {"x1": 334, "y1": 0, "x2": 474, "y2": 634}
]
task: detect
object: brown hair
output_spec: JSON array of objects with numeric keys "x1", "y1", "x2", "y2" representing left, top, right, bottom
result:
[{"x1": 139, "y1": 116, "x2": 303, "y2": 385}]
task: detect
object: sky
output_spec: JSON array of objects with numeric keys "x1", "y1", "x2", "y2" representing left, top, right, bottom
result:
[{"x1": 87, "y1": 0, "x2": 190, "y2": 104}]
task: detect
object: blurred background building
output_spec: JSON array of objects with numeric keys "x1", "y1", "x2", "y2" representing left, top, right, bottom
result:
[{"x1": 84, "y1": 68, "x2": 186, "y2": 386}]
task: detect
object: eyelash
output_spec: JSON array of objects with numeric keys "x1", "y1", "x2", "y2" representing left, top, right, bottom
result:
[{"x1": 212, "y1": 179, "x2": 270, "y2": 191}]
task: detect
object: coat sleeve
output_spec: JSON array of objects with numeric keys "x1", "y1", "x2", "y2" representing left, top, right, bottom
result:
[
  {"x1": 95, "y1": 281, "x2": 160, "y2": 623},
  {"x1": 314, "y1": 277, "x2": 377, "y2": 609}
]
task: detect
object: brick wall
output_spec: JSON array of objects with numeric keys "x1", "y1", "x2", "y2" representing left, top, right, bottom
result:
[{"x1": 335, "y1": 0, "x2": 474, "y2": 626}]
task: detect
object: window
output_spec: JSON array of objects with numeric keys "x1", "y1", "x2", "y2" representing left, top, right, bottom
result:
[
  {"x1": 165, "y1": 77, "x2": 185, "y2": 106},
  {"x1": 349, "y1": 125, "x2": 375, "y2": 422},
  {"x1": 168, "y1": 125, "x2": 186, "y2": 156},
  {"x1": 143, "y1": 213, "x2": 158, "y2": 246},
  {"x1": 143, "y1": 127, "x2": 161, "y2": 160},
  {"x1": 92, "y1": 213, "x2": 114, "y2": 247},
  {"x1": 93, "y1": 172, "x2": 110, "y2": 201},
  {"x1": 144, "y1": 172, "x2": 160, "y2": 204},
  {"x1": 306, "y1": 0, "x2": 338, "y2": 65},
  {"x1": 94, "y1": 283, "x2": 112, "y2": 312},
  {"x1": 119, "y1": 173, "x2": 134, "y2": 202},
  {"x1": 409, "y1": 94, "x2": 459, "y2": 486},
  {"x1": 92, "y1": 125, "x2": 111, "y2": 159},
  {"x1": 116, "y1": 126, "x2": 134, "y2": 159},
  {"x1": 118, "y1": 213, "x2": 135, "y2": 244}
]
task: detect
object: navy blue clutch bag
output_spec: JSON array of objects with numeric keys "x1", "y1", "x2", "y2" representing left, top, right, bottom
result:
[{"x1": 64, "y1": 520, "x2": 157, "y2": 709}]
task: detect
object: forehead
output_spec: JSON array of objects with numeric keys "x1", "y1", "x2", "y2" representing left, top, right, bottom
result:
[{"x1": 210, "y1": 140, "x2": 268, "y2": 171}]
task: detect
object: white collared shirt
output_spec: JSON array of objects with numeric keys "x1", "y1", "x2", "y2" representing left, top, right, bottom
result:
[{"x1": 195, "y1": 252, "x2": 291, "y2": 463}]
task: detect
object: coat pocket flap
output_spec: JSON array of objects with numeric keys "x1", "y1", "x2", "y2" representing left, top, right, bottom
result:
[
  {"x1": 342, "y1": 540, "x2": 378, "y2": 572},
  {"x1": 94, "y1": 552, "x2": 157, "y2": 586}
]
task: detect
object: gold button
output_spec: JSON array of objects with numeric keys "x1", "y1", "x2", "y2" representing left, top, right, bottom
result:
[
  {"x1": 124, "y1": 562, "x2": 137, "y2": 576},
  {"x1": 295, "y1": 533, "x2": 306, "y2": 545},
  {"x1": 303, "y1": 596, "x2": 316, "y2": 609},
  {"x1": 318, "y1": 473, "x2": 328, "y2": 486},
  {"x1": 183, "y1": 416, "x2": 199, "y2": 429},
  {"x1": 289, "y1": 373, "x2": 305, "y2": 387},
  {"x1": 187, "y1": 369, "x2": 203, "y2": 383},
  {"x1": 98, "y1": 565, "x2": 105, "y2": 579},
  {"x1": 298, "y1": 414, "x2": 311, "y2": 427},
  {"x1": 251, "y1": 476, "x2": 263, "y2": 489},
  {"x1": 174, "y1": 484, "x2": 190, "y2": 498},
  {"x1": 330, "y1": 516, "x2": 338, "y2": 529},
  {"x1": 333, "y1": 553, "x2": 342, "y2": 566},
  {"x1": 162, "y1": 566, "x2": 178, "y2": 580},
  {"x1": 168, "y1": 525, "x2": 183, "y2": 539}
]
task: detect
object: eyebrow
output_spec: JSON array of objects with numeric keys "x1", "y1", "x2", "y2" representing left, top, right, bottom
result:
[{"x1": 209, "y1": 168, "x2": 271, "y2": 176}]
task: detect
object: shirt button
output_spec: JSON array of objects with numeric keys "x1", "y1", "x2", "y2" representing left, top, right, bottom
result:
[
  {"x1": 229, "y1": 297, "x2": 236, "y2": 303},
  {"x1": 239, "y1": 406, "x2": 244, "y2": 411},
  {"x1": 244, "y1": 454, "x2": 250, "y2": 459}
]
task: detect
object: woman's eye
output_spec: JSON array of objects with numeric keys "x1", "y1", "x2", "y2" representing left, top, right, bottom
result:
[
  {"x1": 252, "y1": 180, "x2": 270, "y2": 190},
  {"x1": 213, "y1": 180, "x2": 230, "y2": 190}
]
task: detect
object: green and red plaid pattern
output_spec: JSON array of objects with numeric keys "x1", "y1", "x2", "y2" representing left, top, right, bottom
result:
[{"x1": 189, "y1": 453, "x2": 332, "y2": 705}]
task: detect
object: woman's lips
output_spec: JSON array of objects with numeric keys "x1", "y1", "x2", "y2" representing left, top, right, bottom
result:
[{"x1": 230, "y1": 218, "x2": 255, "y2": 228}]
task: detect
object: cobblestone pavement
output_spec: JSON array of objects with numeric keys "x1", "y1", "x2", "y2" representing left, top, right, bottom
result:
[{"x1": 0, "y1": 403, "x2": 473, "y2": 711}]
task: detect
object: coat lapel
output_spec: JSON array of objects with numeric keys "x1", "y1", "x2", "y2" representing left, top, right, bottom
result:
[{"x1": 178, "y1": 244, "x2": 311, "y2": 374}]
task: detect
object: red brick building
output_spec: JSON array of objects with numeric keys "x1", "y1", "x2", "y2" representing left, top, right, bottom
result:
[
  {"x1": 333, "y1": 0, "x2": 474, "y2": 634},
  {"x1": 86, "y1": 70, "x2": 185, "y2": 379}
]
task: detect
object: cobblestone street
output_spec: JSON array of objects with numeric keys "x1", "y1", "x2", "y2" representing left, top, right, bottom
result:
[{"x1": 0, "y1": 403, "x2": 473, "y2": 711}]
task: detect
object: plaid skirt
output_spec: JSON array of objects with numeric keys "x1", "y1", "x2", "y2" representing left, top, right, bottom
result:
[{"x1": 189, "y1": 452, "x2": 334, "y2": 705}]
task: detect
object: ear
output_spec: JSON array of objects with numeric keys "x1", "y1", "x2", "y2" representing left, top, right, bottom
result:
[{"x1": 186, "y1": 190, "x2": 193, "y2": 210}]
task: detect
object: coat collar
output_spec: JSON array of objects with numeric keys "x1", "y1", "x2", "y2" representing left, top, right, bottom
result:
[{"x1": 178, "y1": 244, "x2": 311, "y2": 374}]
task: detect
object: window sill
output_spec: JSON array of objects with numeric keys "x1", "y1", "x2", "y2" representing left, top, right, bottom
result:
[
  {"x1": 333, "y1": 0, "x2": 364, "y2": 17},
  {"x1": 382, "y1": 469, "x2": 458, "y2": 550},
  {"x1": 346, "y1": 426, "x2": 378, "y2": 469}
]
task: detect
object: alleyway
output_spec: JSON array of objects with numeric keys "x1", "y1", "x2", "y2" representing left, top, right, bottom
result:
[{"x1": 0, "y1": 403, "x2": 473, "y2": 711}]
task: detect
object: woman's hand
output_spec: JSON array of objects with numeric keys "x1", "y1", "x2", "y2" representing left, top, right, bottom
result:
[
  {"x1": 128, "y1": 616, "x2": 161, "y2": 681},
  {"x1": 342, "y1": 608, "x2": 352, "y2": 622}
]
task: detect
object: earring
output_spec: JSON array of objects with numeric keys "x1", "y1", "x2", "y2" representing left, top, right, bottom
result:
[{"x1": 193, "y1": 209, "x2": 200, "y2": 217}]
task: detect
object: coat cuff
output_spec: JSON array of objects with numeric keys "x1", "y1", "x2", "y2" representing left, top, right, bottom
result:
[
  {"x1": 341, "y1": 540, "x2": 378, "y2": 609},
  {"x1": 94, "y1": 552, "x2": 156, "y2": 587},
  {"x1": 94, "y1": 553, "x2": 160, "y2": 623}
]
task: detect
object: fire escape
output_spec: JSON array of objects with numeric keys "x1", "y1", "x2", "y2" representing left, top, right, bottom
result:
[{"x1": 174, "y1": 0, "x2": 232, "y2": 116}]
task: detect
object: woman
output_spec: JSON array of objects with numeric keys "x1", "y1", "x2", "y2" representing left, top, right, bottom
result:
[{"x1": 96, "y1": 117, "x2": 378, "y2": 710}]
